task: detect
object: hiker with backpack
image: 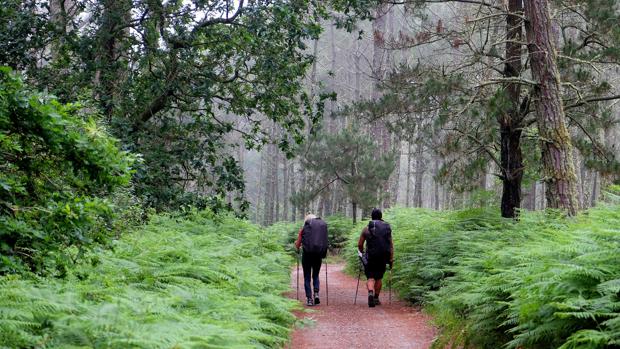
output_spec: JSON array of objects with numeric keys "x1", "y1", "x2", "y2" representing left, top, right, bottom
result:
[
  {"x1": 358, "y1": 208, "x2": 393, "y2": 307},
  {"x1": 295, "y1": 214, "x2": 329, "y2": 306}
]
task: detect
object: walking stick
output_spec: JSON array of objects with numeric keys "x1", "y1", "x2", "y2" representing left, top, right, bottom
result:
[
  {"x1": 296, "y1": 251, "x2": 300, "y2": 300},
  {"x1": 325, "y1": 260, "x2": 329, "y2": 306},
  {"x1": 354, "y1": 265, "x2": 361, "y2": 305},
  {"x1": 389, "y1": 266, "x2": 392, "y2": 305}
]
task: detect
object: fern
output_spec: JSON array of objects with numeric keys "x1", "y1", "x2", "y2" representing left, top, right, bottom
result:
[
  {"x1": 0, "y1": 212, "x2": 298, "y2": 348},
  {"x1": 346, "y1": 202, "x2": 620, "y2": 349}
]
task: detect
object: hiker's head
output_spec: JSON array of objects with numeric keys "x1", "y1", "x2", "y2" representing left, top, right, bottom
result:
[
  {"x1": 371, "y1": 208, "x2": 382, "y2": 220},
  {"x1": 304, "y1": 213, "x2": 317, "y2": 222}
]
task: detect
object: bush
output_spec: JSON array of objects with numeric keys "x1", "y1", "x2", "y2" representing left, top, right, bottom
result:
[
  {"x1": 0, "y1": 67, "x2": 135, "y2": 273},
  {"x1": 346, "y1": 201, "x2": 620, "y2": 349},
  {"x1": 0, "y1": 210, "x2": 297, "y2": 348}
]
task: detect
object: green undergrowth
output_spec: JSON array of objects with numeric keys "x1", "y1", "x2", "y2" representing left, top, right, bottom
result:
[
  {"x1": 346, "y1": 191, "x2": 620, "y2": 349},
  {"x1": 0, "y1": 210, "x2": 297, "y2": 348}
]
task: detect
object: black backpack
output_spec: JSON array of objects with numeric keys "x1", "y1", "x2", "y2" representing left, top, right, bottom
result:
[
  {"x1": 302, "y1": 218, "x2": 328, "y2": 258},
  {"x1": 366, "y1": 220, "x2": 391, "y2": 262}
]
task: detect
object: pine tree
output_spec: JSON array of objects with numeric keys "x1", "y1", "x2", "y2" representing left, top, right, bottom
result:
[{"x1": 292, "y1": 125, "x2": 396, "y2": 223}]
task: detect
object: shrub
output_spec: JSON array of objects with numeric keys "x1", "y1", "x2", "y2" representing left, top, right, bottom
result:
[
  {"x1": 346, "y1": 201, "x2": 620, "y2": 348},
  {"x1": 0, "y1": 211, "x2": 297, "y2": 348},
  {"x1": 0, "y1": 67, "x2": 135, "y2": 273}
]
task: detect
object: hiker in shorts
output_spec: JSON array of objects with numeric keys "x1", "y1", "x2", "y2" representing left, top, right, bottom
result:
[
  {"x1": 295, "y1": 214, "x2": 329, "y2": 306},
  {"x1": 358, "y1": 208, "x2": 393, "y2": 307}
]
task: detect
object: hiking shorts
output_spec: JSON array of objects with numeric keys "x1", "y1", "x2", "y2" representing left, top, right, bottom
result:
[{"x1": 364, "y1": 257, "x2": 387, "y2": 280}]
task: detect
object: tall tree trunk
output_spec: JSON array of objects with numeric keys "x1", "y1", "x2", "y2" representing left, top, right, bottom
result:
[
  {"x1": 580, "y1": 157, "x2": 588, "y2": 209},
  {"x1": 389, "y1": 138, "x2": 402, "y2": 205},
  {"x1": 524, "y1": 0, "x2": 579, "y2": 215},
  {"x1": 262, "y1": 150, "x2": 272, "y2": 225},
  {"x1": 263, "y1": 124, "x2": 277, "y2": 225},
  {"x1": 97, "y1": 0, "x2": 131, "y2": 122},
  {"x1": 290, "y1": 162, "x2": 297, "y2": 221},
  {"x1": 297, "y1": 39, "x2": 320, "y2": 219},
  {"x1": 433, "y1": 157, "x2": 440, "y2": 210},
  {"x1": 282, "y1": 156, "x2": 289, "y2": 221},
  {"x1": 413, "y1": 141, "x2": 424, "y2": 208},
  {"x1": 257, "y1": 151, "x2": 265, "y2": 223},
  {"x1": 591, "y1": 171, "x2": 599, "y2": 207},
  {"x1": 540, "y1": 181, "x2": 546, "y2": 210},
  {"x1": 372, "y1": 3, "x2": 392, "y2": 207},
  {"x1": 352, "y1": 202, "x2": 358, "y2": 224},
  {"x1": 324, "y1": 189, "x2": 333, "y2": 217},
  {"x1": 328, "y1": 22, "x2": 337, "y2": 130},
  {"x1": 405, "y1": 142, "x2": 413, "y2": 206},
  {"x1": 528, "y1": 181, "x2": 537, "y2": 210},
  {"x1": 49, "y1": 0, "x2": 75, "y2": 59},
  {"x1": 499, "y1": 0, "x2": 525, "y2": 218},
  {"x1": 274, "y1": 147, "x2": 280, "y2": 222},
  {"x1": 480, "y1": 165, "x2": 488, "y2": 207}
]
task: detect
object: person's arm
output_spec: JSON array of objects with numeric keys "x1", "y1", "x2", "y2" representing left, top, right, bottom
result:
[
  {"x1": 294, "y1": 228, "x2": 303, "y2": 251},
  {"x1": 357, "y1": 227, "x2": 367, "y2": 253}
]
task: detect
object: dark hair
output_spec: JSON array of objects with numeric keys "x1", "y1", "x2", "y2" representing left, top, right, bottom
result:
[{"x1": 371, "y1": 208, "x2": 382, "y2": 220}]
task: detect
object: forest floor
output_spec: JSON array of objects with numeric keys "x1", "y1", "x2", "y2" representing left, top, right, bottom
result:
[{"x1": 287, "y1": 262, "x2": 436, "y2": 349}]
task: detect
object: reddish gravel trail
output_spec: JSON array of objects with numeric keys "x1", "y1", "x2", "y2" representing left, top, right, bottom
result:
[{"x1": 288, "y1": 263, "x2": 436, "y2": 349}]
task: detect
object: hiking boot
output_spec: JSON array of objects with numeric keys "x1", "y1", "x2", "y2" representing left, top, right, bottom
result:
[
  {"x1": 306, "y1": 297, "x2": 314, "y2": 306},
  {"x1": 374, "y1": 296, "x2": 381, "y2": 305},
  {"x1": 368, "y1": 294, "x2": 375, "y2": 308},
  {"x1": 314, "y1": 293, "x2": 320, "y2": 305}
]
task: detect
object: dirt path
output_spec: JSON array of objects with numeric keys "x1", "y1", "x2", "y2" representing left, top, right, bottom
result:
[{"x1": 288, "y1": 262, "x2": 436, "y2": 349}]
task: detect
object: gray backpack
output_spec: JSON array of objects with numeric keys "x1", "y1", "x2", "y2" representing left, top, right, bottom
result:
[{"x1": 302, "y1": 218, "x2": 328, "y2": 258}]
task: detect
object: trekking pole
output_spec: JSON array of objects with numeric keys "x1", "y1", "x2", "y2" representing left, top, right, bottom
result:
[
  {"x1": 324, "y1": 260, "x2": 329, "y2": 306},
  {"x1": 354, "y1": 265, "x2": 361, "y2": 305},
  {"x1": 296, "y1": 251, "x2": 300, "y2": 300},
  {"x1": 389, "y1": 266, "x2": 392, "y2": 305}
]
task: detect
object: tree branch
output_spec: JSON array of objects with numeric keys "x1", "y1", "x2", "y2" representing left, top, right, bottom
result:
[
  {"x1": 565, "y1": 94, "x2": 620, "y2": 110},
  {"x1": 387, "y1": 0, "x2": 503, "y2": 11}
]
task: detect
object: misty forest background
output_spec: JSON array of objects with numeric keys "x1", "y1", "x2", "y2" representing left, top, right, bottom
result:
[
  {"x1": 246, "y1": 1, "x2": 620, "y2": 224},
  {"x1": 2, "y1": 0, "x2": 620, "y2": 348}
]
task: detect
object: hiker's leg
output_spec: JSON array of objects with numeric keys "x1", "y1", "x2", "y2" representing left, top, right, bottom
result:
[
  {"x1": 374, "y1": 262, "x2": 387, "y2": 296},
  {"x1": 301, "y1": 254, "x2": 312, "y2": 299},
  {"x1": 311, "y1": 255, "x2": 322, "y2": 293},
  {"x1": 367, "y1": 278, "x2": 375, "y2": 292},
  {"x1": 374, "y1": 279, "x2": 382, "y2": 296}
]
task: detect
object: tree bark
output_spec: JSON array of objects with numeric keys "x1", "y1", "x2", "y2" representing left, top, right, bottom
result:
[
  {"x1": 433, "y1": 157, "x2": 440, "y2": 210},
  {"x1": 528, "y1": 181, "x2": 537, "y2": 210},
  {"x1": 282, "y1": 155, "x2": 289, "y2": 221},
  {"x1": 413, "y1": 140, "x2": 425, "y2": 208},
  {"x1": 274, "y1": 146, "x2": 280, "y2": 222},
  {"x1": 257, "y1": 150, "x2": 264, "y2": 223},
  {"x1": 525, "y1": 0, "x2": 579, "y2": 215},
  {"x1": 290, "y1": 162, "x2": 297, "y2": 221},
  {"x1": 480, "y1": 164, "x2": 488, "y2": 207},
  {"x1": 97, "y1": 0, "x2": 131, "y2": 122},
  {"x1": 390, "y1": 138, "x2": 402, "y2": 205},
  {"x1": 406, "y1": 142, "x2": 413, "y2": 206},
  {"x1": 499, "y1": 0, "x2": 525, "y2": 218},
  {"x1": 591, "y1": 170, "x2": 599, "y2": 207},
  {"x1": 372, "y1": 3, "x2": 393, "y2": 207},
  {"x1": 262, "y1": 150, "x2": 272, "y2": 225},
  {"x1": 579, "y1": 157, "x2": 588, "y2": 209}
]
